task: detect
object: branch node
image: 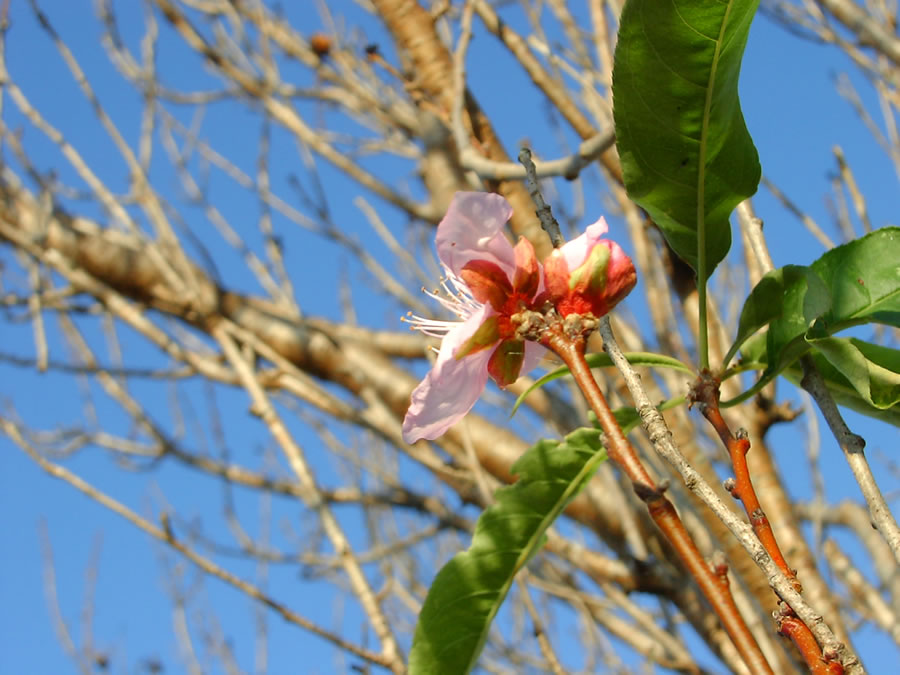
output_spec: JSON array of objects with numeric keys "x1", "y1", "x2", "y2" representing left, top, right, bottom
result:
[
  {"x1": 710, "y1": 550, "x2": 730, "y2": 582},
  {"x1": 723, "y1": 477, "x2": 737, "y2": 495},
  {"x1": 632, "y1": 480, "x2": 669, "y2": 502}
]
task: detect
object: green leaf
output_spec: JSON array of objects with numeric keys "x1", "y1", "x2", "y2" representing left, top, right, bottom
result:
[
  {"x1": 611, "y1": 406, "x2": 640, "y2": 433},
  {"x1": 722, "y1": 335, "x2": 900, "y2": 426},
  {"x1": 409, "y1": 428, "x2": 607, "y2": 674},
  {"x1": 771, "y1": 339, "x2": 900, "y2": 427},
  {"x1": 724, "y1": 227, "x2": 900, "y2": 401},
  {"x1": 612, "y1": 0, "x2": 761, "y2": 274},
  {"x1": 723, "y1": 265, "x2": 810, "y2": 368},
  {"x1": 808, "y1": 337, "x2": 900, "y2": 411},
  {"x1": 511, "y1": 352, "x2": 693, "y2": 417}
]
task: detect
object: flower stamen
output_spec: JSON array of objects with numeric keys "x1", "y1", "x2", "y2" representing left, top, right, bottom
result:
[{"x1": 402, "y1": 270, "x2": 482, "y2": 339}]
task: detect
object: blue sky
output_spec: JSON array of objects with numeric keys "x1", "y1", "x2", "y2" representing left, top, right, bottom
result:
[{"x1": 1, "y1": 1, "x2": 897, "y2": 673}]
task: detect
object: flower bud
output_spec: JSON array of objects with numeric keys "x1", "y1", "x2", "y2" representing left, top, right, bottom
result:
[
  {"x1": 569, "y1": 241, "x2": 611, "y2": 296},
  {"x1": 547, "y1": 241, "x2": 636, "y2": 318}
]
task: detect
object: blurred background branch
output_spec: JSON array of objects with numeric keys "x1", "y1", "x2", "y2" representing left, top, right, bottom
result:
[{"x1": 1, "y1": 0, "x2": 897, "y2": 672}]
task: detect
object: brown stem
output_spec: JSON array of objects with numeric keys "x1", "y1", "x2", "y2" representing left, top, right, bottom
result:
[
  {"x1": 541, "y1": 325, "x2": 774, "y2": 675},
  {"x1": 692, "y1": 371, "x2": 843, "y2": 674}
]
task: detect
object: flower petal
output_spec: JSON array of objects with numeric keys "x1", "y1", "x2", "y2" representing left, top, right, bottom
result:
[
  {"x1": 436, "y1": 192, "x2": 516, "y2": 278},
  {"x1": 558, "y1": 216, "x2": 610, "y2": 270},
  {"x1": 460, "y1": 259, "x2": 513, "y2": 310},
  {"x1": 520, "y1": 341, "x2": 546, "y2": 376},
  {"x1": 569, "y1": 241, "x2": 611, "y2": 295},
  {"x1": 559, "y1": 239, "x2": 636, "y2": 317},
  {"x1": 454, "y1": 314, "x2": 501, "y2": 359},
  {"x1": 401, "y1": 304, "x2": 494, "y2": 443},
  {"x1": 543, "y1": 249, "x2": 570, "y2": 302},
  {"x1": 488, "y1": 339, "x2": 525, "y2": 387},
  {"x1": 512, "y1": 236, "x2": 540, "y2": 298}
]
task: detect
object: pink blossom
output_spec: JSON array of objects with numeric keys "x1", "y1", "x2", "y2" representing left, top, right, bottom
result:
[
  {"x1": 402, "y1": 193, "x2": 545, "y2": 443},
  {"x1": 401, "y1": 193, "x2": 636, "y2": 443}
]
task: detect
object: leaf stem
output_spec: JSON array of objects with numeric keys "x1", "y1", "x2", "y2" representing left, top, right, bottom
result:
[
  {"x1": 540, "y1": 323, "x2": 773, "y2": 675},
  {"x1": 697, "y1": 272, "x2": 710, "y2": 369}
]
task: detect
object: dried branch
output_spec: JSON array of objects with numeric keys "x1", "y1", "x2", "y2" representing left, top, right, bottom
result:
[{"x1": 3, "y1": 418, "x2": 395, "y2": 671}]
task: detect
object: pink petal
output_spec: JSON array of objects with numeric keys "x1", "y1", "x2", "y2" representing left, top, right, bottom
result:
[
  {"x1": 558, "y1": 216, "x2": 610, "y2": 270},
  {"x1": 542, "y1": 249, "x2": 570, "y2": 302},
  {"x1": 401, "y1": 304, "x2": 495, "y2": 443},
  {"x1": 520, "y1": 341, "x2": 546, "y2": 376},
  {"x1": 436, "y1": 192, "x2": 516, "y2": 279}
]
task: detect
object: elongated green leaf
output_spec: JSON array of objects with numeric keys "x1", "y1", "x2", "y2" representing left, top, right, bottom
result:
[
  {"x1": 409, "y1": 428, "x2": 607, "y2": 674},
  {"x1": 738, "y1": 337, "x2": 900, "y2": 427},
  {"x1": 511, "y1": 352, "x2": 693, "y2": 416},
  {"x1": 723, "y1": 265, "x2": 807, "y2": 367},
  {"x1": 724, "y1": 227, "x2": 900, "y2": 402},
  {"x1": 808, "y1": 337, "x2": 900, "y2": 411},
  {"x1": 612, "y1": 0, "x2": 761, "y2": 274}
]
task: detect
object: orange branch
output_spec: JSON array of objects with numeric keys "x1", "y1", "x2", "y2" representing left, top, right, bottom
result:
[
  {"x1": 779, "y1": 616, "x2": 845, "y2": 675},
  {"x1": 544, "y1": 329, "x2": 773, "y2": 675},
  {"x1": 691, "y1": 370, "x2": 843, "y2": 674},
  {"x1": 692, "y1": 371, "x2": 798, "y2": 588}
]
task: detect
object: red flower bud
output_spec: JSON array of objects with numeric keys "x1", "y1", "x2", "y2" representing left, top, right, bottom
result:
[{"x1": 544, "y1": 240, "x2": 636, "y2": 318}]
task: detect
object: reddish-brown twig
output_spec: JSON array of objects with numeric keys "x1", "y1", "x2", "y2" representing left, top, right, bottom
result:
[
  {"x1": 691, "y1": 370, "x2": 844, "y2": 674},
  {"x1": 692, "y1": 370, "x2": 798, "y2": 589},
  {"x1": 542, "y1": 325, "x2": 773, "y2": 675},
  {"x1": 779, "y1": 616, "x2": 845, "y2": 675}
]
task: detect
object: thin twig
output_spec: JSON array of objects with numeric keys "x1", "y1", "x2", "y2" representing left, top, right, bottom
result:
[
  {"x1": 3, "y1": 419, "x2": 395, "y2": 671},
  {"x1": 539, "y1": 319, "x2": 774, "y2": 675},
  {"x1": 598, "y1": 317, "x2": 862, "y2": 674},
  {"x1": 833, "y1": 145, "x2": 871, "y2": 233},
  {"x1": 460, "y1": 130, "x2": 615, "y2": 180},
  {"x1": 516, "y1": 573, "x2": 565, "y2": 675},
  {"x1": 800, "y1": 356, "x2": 900, "y2": 565},
  {"x1": 824, "y1": 539, "x2": 900, "y2": 647},
  {"x1": 39, "y1": 522, "x2": 91, "y2": 675},
  {"x1": 690, "y1": 371, "x2": 843, "y2": 673},
  {"x1": 762, "y1": 177, "x2": 835, "y2": 249},
  {"x1": 212, "y1": 322, "x2": 405, "y2": 673},
  {"x1": 518, "y1": 147, "x2": 564, "y2": 247},
  {"x1": 691, "y1": 373, "x2": 799, "y2": 589}
]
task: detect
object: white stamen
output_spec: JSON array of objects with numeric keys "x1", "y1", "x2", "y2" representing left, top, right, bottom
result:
[{"x1": 401, "y1": 268, "x2": 481, "y2": 339}]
